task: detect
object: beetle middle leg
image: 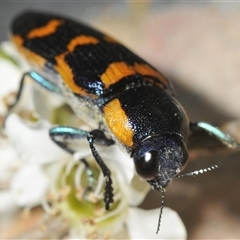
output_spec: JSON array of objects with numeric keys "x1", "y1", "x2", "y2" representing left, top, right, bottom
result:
[{"x1": 49, "y1": 126, "x2": 115, "y2": 210}]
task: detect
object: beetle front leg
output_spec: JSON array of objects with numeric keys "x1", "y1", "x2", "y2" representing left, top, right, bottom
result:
[
  {"x1": 49, "y1": 126, "x2": 89, "y2": 154},
  {"x1": 49, "y1": 126, "x2": 95, "y2": 195},
  {"x1": 190, "y1": 122, "x2": 240, "y2": 148},
  {"x1": 50, "y1": 126, "x2": 115, "y2": 210},
  {"x1": 87, "y1": 129, "x2": 115, "y2": 210}
]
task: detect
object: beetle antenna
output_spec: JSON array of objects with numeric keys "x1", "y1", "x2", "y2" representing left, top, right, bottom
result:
[
  {"x1": 176, "y1": 162, "x2": 223, "y2": 178},
  {"x1": 156, "y1": 161, "x2": 215, "y2": 234},
  {"x1": 156, "y1": 186, "x2": 165, "y2": 234}
]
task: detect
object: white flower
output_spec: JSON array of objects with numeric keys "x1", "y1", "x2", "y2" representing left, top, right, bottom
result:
[
  {"x1": 3, "y1": 114, "x2": 68, "y2": 208},
  {"x1": 3, "y1": 114, "x2": 187, "y2": 239},
  {"x1": 10, "y1": 163, "x2": 48, "y2": 207},
  {"x1": 0, "y1": 41, "x2": 187, "y2": 239},
  {"x1": 5, "y1": 114, "x2": 69, "y2": 165}
]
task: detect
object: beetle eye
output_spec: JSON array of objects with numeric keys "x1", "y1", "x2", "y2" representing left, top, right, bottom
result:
[{"x1": 135, "y1": 150, "x2": 159, "y2": 180}]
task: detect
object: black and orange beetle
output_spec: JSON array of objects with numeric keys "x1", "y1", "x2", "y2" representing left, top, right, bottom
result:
[{"x1": 7, "y1": 11, "x2": 240, "y2": 233}]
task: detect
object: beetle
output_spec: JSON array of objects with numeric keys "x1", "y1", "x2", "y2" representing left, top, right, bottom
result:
[{"x1": 7, "y1": 11, "x2": 240, "y2": 233}]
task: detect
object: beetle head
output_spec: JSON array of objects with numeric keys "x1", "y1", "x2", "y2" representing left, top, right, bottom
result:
[{"x1": 132, "y1": 134, "x2": 188, "y2": 189}]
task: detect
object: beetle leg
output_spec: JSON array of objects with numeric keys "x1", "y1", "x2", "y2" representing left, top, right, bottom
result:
[
  {"x1": 190, "y1": 122, "x2": 240, "y2": 148},
  {"x1": 50, "y1": 126, "x2": 115, "y2": 210},
  {"x1": 1, "y1": 70, "x2": 62, "y2": 134},
  {"x1": 49, "y1": 126, "x2": 88, "y2": 154},
  {"x1": 87, "y1": 130, "x2": 115, "y2": 210},
  {"x1": 9, "y1": 71, "x2": 61, "y2": 112},
  {"x1": 49, "y1": 126, "x2": 95, "y2": 193}
]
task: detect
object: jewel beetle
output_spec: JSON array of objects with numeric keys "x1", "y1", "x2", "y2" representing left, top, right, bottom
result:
[{"x1": 7, "y1": 11, "x2": 240, "y2": 233}]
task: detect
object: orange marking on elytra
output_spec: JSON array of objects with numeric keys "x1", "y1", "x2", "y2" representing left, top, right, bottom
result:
[
  {"x1": 67, "y1": 35, "x2": 99, "y2": 52},
  {"x1": 55, "y1": 53, "x2": 82, "y2": 94},
  {"x1": 53, "y1": 35, "x2": 99, "y2": 96},
  {"x1": 54, "y1": 53, "x2": 96, "y2": 98},
  {"x1": 11, "y1": 35, "x2": 24, "y2": 46},
  {"x1": 133, "y1": 63, "x2": 168, "y2": 86},
  {"x1": 103, "y1": 35, "x2": 118, "y2": 44},
  {"x1": 101, "y1": 62, "x2": 136, "y2": 88},
  {"x1": 27, "y1": 19, "x2": 63, "y2": 39},
  {"x1": 103, "y1": 98, "x2": 134, "y2": 147},
  {"x1": 101, "y1": 61, "x2": 168, "y2": 89},
  {"x1": 11, "y1": 35, "x2": 46, "y2": 68}
]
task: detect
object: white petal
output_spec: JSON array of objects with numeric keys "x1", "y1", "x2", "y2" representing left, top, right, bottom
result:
[
  {"x1": 73, "y1": 140, "x2": 135, "y2": 185},
  {"x1": 73, "y1": 141, "x2": 92, "y2": 161},
  {"x1": 0, "y1": 190, "x2": 19, "y2": 215},
  {"x1": 0, "y1": 57, "x2": 22, "y2": 115},
  {"x1": 0, "y1": 137, "x2": 20, "y2": 182},
  {"x1": 10, "y1": 164, "x2": 48, "y2": 207},
  {"x1": 0, "y1": 59, "x2": 22, "y2": 98},
  {"x1": 1, "y1": 41, "x2": 30, "y2": 71},
  {"x1": 126, "y1": 175, "x2": 150, "y2": 206},
  {"x1": 5, "y1": 113, "x2": 69, "y2": 164},
  {"x1": 127, "y1": 207, "x2": 187, "y2": 239}
]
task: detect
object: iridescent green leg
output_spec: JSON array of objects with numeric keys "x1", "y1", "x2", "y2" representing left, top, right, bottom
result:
[
  {"x1": 3, "y1": 71, "x2": 61, "y2": 127},
  {"x1": 191, "y1": 122, "x2": 240, "y2": 148},
  {"x1": 49, "y1": 127, "x2": 115, "y2": 210},
  {"x1": 9, "y1": 71, "x2": 61, "y2": 112}
]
